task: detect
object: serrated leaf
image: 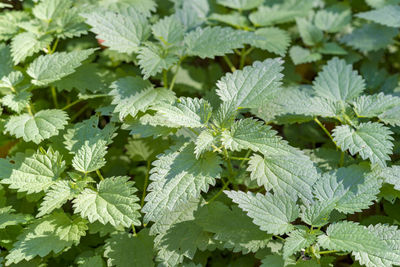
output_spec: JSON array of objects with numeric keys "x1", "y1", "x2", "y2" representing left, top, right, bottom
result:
[
  {"x1": 72, "y1": 139, "x2": 107, "y2": 173},
  {"x1": 137, "y1": 43, "x2": 179, "y2": 79},
  {"x1": 249, "y1": 0, "x2": 314, "y2": 26},
  {"x1": 353, "y1": 224, "x2": 400, "y2": 267},
  {"x1": 377, "y1": 165, "x2": 400, "y2": 191},
  {"x1": 247, "y1": 154, "x2": 319, "y2": 201},
  {"x1": 104, "y1": 229, "x2": 155, "y2": 267},
  {"x1": 341, "y1": 23, "x2": 398, "y2": 53},
  {"x1": 64, "y1": 115, "x2": 116, "y2": 153},
  {"x1": 152, "y1": 15, "x2": 184, "y2": 45},
  {"x1": 289, "y1": 46, "x2": 321, "y2": 65},
  {"x1": 1, "y1": 91, "x2": 32, "y2": 113},
  {"x1": 216, "y1": 0, "x2": 263, "y2": 10},
  {"x1": 216, "y1": 58, "x2": 283, "y2": 109},
  {"x1": 0, "y1": 11, "x2": 29, "y2": 41},
  {"x1": 356, "y1": 5, "x2": 400, "y2": 28},
  {"x1": 313, "y1": 57, "x2": 365, "y2": 102},
  {"x1": 27, "y1": 49, "x2": 95, "y2": 86},
  {"x1": 53, "y1": 63, "x2": 107, "y2": 94},
  {"x1": 296, "y1": 18, "x2": 323, "y2": 46},
  {"x1": 5, "y1": 109, "x2": 69, "y2": 144},
  {"x1": 251, "y1": 27, "x2": 291, "y2": 56},
  {"x1": 314, "y1": 8, "x2": 351, "y2": 33},
  {"x1": 333, "y1": 122, "x2": 394, "y2": 167},
  {"x1": 225, "y1": 191, "x2": 299, "y2": 235},
  {"x1": 73, "y1": 176, "x2": 141, "y2": 227},
  {"x1": 353, "y1": 93, "x2": 400, "y2": 126},
  {"x1": 82, "y1": 8, "x2": 150, "y2": 54},
  {"x1": 1, "y1": 148, "x2": 65, "y2": 194},
  {"x1": 283, "y1": 229, "x2": 316, "y2": 259},
  {"x1": 109, "y1": 76, "x2": 155, "y2": 120},
  {"x1": 184, "y1": 26, "x2": 257, "y2": 59},
  {"x1": 153, "y1": 97, "x2": 213, "y2": 128},
  {"x1": 11, "y1": 32, "x2": 53, "y2": 64},
  {"x1": 5, "y1": 212, "x2": 87, "y2": 265},
  {"x1": 314, "y1": 165, "x2": 382, "y2": 214},
  {"x1": 195, "y1": 202, "x2": 272, "y2": 253},
  {"x1": 194, "y1": 130, "x2": 215, "y2": 159},
  {"x1": 37, "y1": 180, "x2": 76, "y2": 217},
  {"x1": 318, "y1": 221, "x2": 400, "y2": 267},
  {"x1": 300, "y1": 200, "x2": 336, "y2": 227},
  {"x1": 32, "y1": 0, "x2": 71, "y2": 21},
  {"x1": 142, "y1": 143, "x2": 221, "y2": 223},
  {"x1": 0, "y1": 207, "x2": 28, "y2": 229}
]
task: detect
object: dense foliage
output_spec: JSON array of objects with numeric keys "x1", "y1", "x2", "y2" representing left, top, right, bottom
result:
[{"x1": 1, "y1": 0, "x2": 400, "y2": 266}]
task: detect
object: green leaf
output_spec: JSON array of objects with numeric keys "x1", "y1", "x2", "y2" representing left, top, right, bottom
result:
[
  {"x1": 251, "y1": 27, "x2": 291, "y2": 56},
  {"x1": 194, "y1": 130, "x2": 215, "y2": 159},
  {"x1": 356, "y1": 5, "x2": 400, "y2": 28},
  {"x1": 300, "y1": 201, "x2": 336, "y2": 227},
  {"x1": 0, "y1": 11, "x2": 29, "y2": 41},
  {"x1": 184, "y1": 26, "x2": 257, "y2": 59},
  {"x1": 1, "y1": 148, "x2": 65, "y2": 194},
  {"x1": 312, "y1": 57, "x2": 365, "y2": 102},
  {"x1": 1, "y1": 91, "x2": 32, "y2": 113},
  {"x1": 195, "y1": 202, "x2": 272, "y2": 253},
  {"x1": 296, "y1": 18, "x2": 323, "y2": 46},
  {"x1": 11, "y1": 32, "x2": 53, "y2": 64},
  {"x1": 225, "y1": 191, "x2": 299, "y2": 235},
  {"x1": 314, "y1": 165, "x2": 382, "y2": 214},
  {"x1": 283, "y1": 229, "x2": 316, "y2": 259},
  {"x1": 318, "y1": 221, "x2": 400, "y2": 267},
  {"x1": 153, "y1": 97, "x2": 213, "y2": 128},
  {"x1": 216, "y1": 0, "x2": 263, "y2": 10},
  {"x1": 37, "y1": 180, "x2": 76, "y2": 217},
  {"x1": 27, "y1": 49, "x2": 95, "y2": 86},
  {"x1": 377, "y1": 165, "x2": 400, "y2": 191},
  {"x1": 216, "y1": 58, "x2": 283, "y2": 109},
  {"x1": 0, "y1": 207, "x2": 28, "y2": 229},
  {"x1": 249, "y1": 0, "x2": 314, "y2": 26},
  {"x1": 142, "y1": 143, "x2": 221, "y2": 223},
  {"x1": 64, "y1": 115, "x2": 116, "y2": 153},
  {"x1": 0, "y1": 43, "x2": 13, "y2": 78},
  {"x1": 341, "y1": 23, "x2": 398, "y2": 53},
  {"x1": 333, "y1": 122, "x2": 394, "y2": 167},
  {"x1": 109, "y1": 76, "x2": 156, "y2": 120},
  {"x1": 137, "y1": 43, "x2": 179, "y2": 79},
  {"x1": 353, "y1": 224, "x2": 400, "y2": 267},
  {"x1": 353, "y1": 93, "x2": 400, "y2": 126},
  {"x1": 152, "y1": 15, "x2": 184, "y2": 45},
  {"x1": 71, "y1": 139, "x2": 107, "y2": 173},
  {"x1": 82, "y1": 8, "x2": 150, "y2": 54},
  {"x1": 53, "y1": 63, "x2": 107, "y2": 94},
  {"x1": 289, "y1": 46, "x2": 322, "y2": 65},
  {"x1": 247, "y1": 154, "x2": 319, "y2": 201},
  {"x1": 5, "y1": 212, "x2": 87, "y2": 265},
  {"x1": 73, "y1": 176, "x2": 141, "y2": 227},
  {"x1": 314, "y1": 8, "x2": 351, "y2": 33},
  {"x1": 104, "y1": 229, "x2": 155, "y2": 267},
  {"x1": 5, "y1": 109, "x2": 69, "y2": 144},
  {"x1": 32, "y1": 0, "x2": 71, "y2": 21}
]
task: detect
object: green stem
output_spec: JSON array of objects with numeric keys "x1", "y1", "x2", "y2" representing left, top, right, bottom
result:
[
  {"x1": 163, "y1": 69, "x2": 168, "y2": 88},
  {"x1": 61, "y1": 99, "x2": 82, "y2": 111},
  {"x1": 206, "y1": 179, "x2": 230, "y2": 204},
  {"x1": 71, "y1": 103, "x2": 89, "y2": 121},
  {"x1": 141, "y1": 160, "x2": 151, "y2": 208},
  {"x1": 132, "y1": 225, "x2": 137, "y2": 236},
  {"x1": 339, "y1": 151, "x2": 344, "y2": 167},
  {"x1": 51, "y1": 37, "x2": 59, "y2": 54},
  {"x1": 96, "y1": 169, "x2": 104, "y2": 181},
  {"x1": 319, "y1": 250, "x2": 338, "y2": 255},
  {"x1": 223, "y1": 55, "x2": 236, "y2": 72},
  {"x1": 229, "y1": 156, "x2": 251, "y2": 161},
  {"x1": 314, "y1": 117, "x2": 338, "y2": 148},
  {"x1": 51, "y1": 86, "x2": 58, "y2": 108},
  {"x1": 274, "y1": 235, "x2": 285, "y2": 241},
  {"x1": 169, "y1": 57, "x2": 183, "y2": 91}
]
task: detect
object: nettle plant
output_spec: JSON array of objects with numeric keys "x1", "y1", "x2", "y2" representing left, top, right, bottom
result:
[{"x1": 1, "y1": 0, "x2": 400, "y2": 266}]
